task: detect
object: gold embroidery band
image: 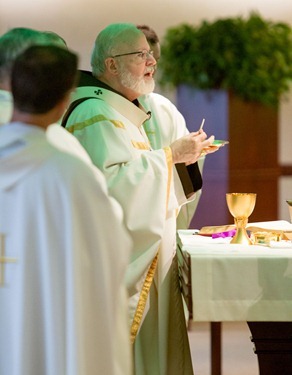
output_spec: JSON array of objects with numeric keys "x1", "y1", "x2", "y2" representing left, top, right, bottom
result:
[
  {"x1": 163, "y1": 146, "x2": 173, "y2": 209},
  {"x1": 67, "y1": 114, "x2": 125, "y2": 133},
  {"x1": 130, "y1": 251, "x2": 159, "y2": 343},
  {"x1": 130, "y1": 148, "x2": 173, "y2": 342},
  {"x1": 131, "y1": 140, "x2": 151, "y2": 150},
  {"x1": 0, "y1": 234, "x2": 17, "y2": 287}
]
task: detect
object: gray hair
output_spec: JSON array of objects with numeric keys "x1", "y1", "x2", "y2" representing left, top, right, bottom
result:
[
  {"x1": 91, "y1": 23, "x2": 143, "y2": 78},
  {"x1": 0, "y1": 27, "x2": 67, "y2": 83}
]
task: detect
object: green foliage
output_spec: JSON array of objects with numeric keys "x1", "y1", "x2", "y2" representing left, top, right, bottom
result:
[{"x1": 159, "y1": 13, "x2": 292, "y2": 106}]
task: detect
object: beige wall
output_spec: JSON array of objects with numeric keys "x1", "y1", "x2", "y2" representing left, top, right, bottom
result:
[
  {"x1": 1, "y1": 0, "x2": 291, "y2": 222},
  {"x1": 1, "y1": 0, "x2": 291, "y2": 70}
]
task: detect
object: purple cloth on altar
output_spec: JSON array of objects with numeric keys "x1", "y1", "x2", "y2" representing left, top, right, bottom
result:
[{"x1": 212, "y1": 230, "x2": 236, "y2": 239}]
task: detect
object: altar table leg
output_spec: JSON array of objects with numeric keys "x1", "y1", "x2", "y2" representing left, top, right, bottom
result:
[
  {"x1": 247, "y1": 322, "x2": 292, "y2": 375},
  {"x1": 211, "y1": 322, "x2": 222, "y2": 375}
]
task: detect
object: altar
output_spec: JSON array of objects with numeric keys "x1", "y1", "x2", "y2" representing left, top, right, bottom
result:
[{"x1": 177, "y1": 222, "x2": 292, "y2": 375}]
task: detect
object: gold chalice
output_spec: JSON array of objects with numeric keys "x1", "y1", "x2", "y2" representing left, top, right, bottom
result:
[
  {"x1": 226, "y1": 193, "x2": 257, "y2": 245},
  {"x1": 286, "y1": 200, "x2": 292, "y2": 223}
]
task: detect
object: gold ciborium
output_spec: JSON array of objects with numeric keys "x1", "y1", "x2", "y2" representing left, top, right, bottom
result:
[
  {"x1": 286, "y1": 200, "x2": 292, "y2": 223},
  {"x1": 226, "y1": 193, "x2": 257, "y2": 245}
]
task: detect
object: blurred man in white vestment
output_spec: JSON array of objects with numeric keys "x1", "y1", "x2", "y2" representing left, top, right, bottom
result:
[
  {"x1": 0, "y1": 27, "x2": 93, "y2": 163},
  {"x1": 0, "y1": 27, "x2": 47, "y2": 125},
  {"x1": 0, "y1": 45, "x2": 132, "y2": 375},
  {"x1": 62, "y1": 23, "x2": 219, "y2": 374},
  {"x1": 137, "y1": 24, "x2": 205, "y2": 230}
]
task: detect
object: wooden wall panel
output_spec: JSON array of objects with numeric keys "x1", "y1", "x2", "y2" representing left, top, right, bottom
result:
[
  {"x1": 176, "y1": 86, "x2": 280, "y2": 228},
  {"x1": 228, "y1": 93, "x2": 279, "y2": 222}
]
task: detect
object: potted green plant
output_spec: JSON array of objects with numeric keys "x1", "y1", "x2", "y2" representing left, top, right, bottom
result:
[
  {"x1": 159, "y1": 12, "x2": 292, "y2": 227},
  {"x1": 159, "y1": 12, "x2": 292, "y2": 107}
]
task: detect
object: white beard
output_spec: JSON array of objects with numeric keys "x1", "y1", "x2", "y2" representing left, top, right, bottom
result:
[{"x1": 119, "y1": 68, "x2": 155, "y2": 95}]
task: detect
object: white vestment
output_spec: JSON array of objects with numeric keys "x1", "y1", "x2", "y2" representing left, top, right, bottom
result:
[
  {"x1": 64, "y1": 80, "x2": 196, "y2": 373},
  {"x1": 0, "y1": 89, "x2": 12, "y2": 125},
  {"x1": 0, "y1": 122, "x2": 132, "y2": 375},
  {"x1": 0, "y1": 87, "x2": 93, "y2": 164},
  {"x1": 46, "y1": 123, "x2": 93, "y2": 164},
  {"x1": 140, "y1": 92, "x2": 205, "y2": 229}
]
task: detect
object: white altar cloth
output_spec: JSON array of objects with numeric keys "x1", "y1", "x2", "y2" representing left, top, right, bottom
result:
[{"x1": 177, "y1": 226, "x2": 292, "y2": 322}]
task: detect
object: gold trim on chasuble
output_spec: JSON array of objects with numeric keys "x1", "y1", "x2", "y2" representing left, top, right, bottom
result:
[
  {"x1": 130, "y1": 146, "x2": 173, "y2": 343},
  {"x1": 67, "y1": 114, "x2": 125, "y2": 133},
  {"x1": 0, "y1": 234, "x2": 17, "y2": 286},
  {"x1": 131, "y1": 140, "x2": 151, "y2": 150},
  {"x1": 130, "y1": 252, "x2": 159, "y2": 344}
]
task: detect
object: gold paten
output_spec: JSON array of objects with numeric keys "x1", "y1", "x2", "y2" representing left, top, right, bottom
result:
[{"x1": 251, "y1": 231, "x2": 282, "y2": 246}]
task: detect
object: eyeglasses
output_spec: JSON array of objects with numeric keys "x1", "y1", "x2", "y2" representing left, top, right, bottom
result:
[{"x1": 111, "y1": 49, "x2": 154, "y2": 61}]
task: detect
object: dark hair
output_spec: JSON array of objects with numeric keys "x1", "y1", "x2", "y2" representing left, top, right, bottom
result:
[
  {"x1": 11, "y1": 45, "x2": 78, "y2": 114},
  {"x1": 136, "y1": 24, "x2": 159, "y2": 44}
]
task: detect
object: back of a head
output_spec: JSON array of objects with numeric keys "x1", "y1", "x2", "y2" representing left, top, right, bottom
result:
[
  {"x1": 12, "y1": 45, "x2": 78, "y2": 114},
  {"x1": 136, "y1": 25, "x2": 159, "y2": 45},
  {"x1": 0, "y1": 28, "x2": 45, "y2": 82},
  {"x1": 91, "y1": 22, "x2": 143, "y2": 77},
  {"x1": 42, "y1": 31, "x2": 67, "y2": 48},
  {"x1": 136, "y1": 24, "x2": 161, "y2": 62},
  {"x1": 0, "y1": 27, "x2": 67, "y2": 84}
]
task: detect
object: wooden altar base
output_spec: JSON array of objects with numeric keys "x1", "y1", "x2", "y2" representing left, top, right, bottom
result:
[{"x1": 247, "y1": 322, "x2": 292, "y2": 375}]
